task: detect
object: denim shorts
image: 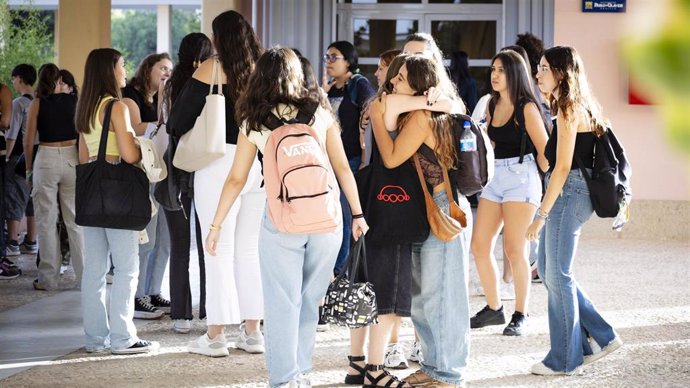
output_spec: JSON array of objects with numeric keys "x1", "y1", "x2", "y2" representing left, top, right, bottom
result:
[{"x1": 480, "y1": 154, "x2": 541, "y2": 207}]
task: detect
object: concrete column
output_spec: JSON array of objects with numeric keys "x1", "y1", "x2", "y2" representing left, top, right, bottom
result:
[
  {"x1": 201, "y1": 0, "x2": 254, "y2": 38},
  {"x1": 57, "y1": 0, "x2": 111, "y2": 88},
  {"x1": 157, "y1": 5, "x2": 172, "y2": 54}
]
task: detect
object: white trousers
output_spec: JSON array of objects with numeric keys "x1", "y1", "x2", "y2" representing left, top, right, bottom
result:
[{"x1": 194, "y1": 144, "x2": 265, "y2": 325}]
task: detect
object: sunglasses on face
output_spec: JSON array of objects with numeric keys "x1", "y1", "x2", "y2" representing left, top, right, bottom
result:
[{"x1": 323, "y1": 54, "x2": 345, "y2": 63}]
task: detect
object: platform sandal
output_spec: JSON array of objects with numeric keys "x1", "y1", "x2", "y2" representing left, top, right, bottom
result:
[
  {"x1": 363, "y1": 364, "x2": 412, "y2": 388},
  {"x1": 344, "y1": 355, "x2": 366, "y2": 385}
]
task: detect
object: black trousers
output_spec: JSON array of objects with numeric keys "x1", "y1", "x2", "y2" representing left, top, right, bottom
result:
[{"x1": 166, "y1": 194, "x2": 206, "y2": 320}]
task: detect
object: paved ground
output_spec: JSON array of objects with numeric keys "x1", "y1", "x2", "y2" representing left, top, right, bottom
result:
[{"x1": 0, "y1": 237, "x2": 688, "y2": 387}]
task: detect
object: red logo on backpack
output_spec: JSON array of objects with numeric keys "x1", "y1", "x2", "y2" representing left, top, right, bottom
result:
[{"x1": 376, "y1": 185, "x2": 410, "y2": 203}]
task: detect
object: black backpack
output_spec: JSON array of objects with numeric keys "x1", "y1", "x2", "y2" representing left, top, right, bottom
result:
[
  {"x1": 575, "y1": 127, "x2": 632, "y2": 218},
  {"x1": 417, "y1": 113, "x2": 493, "y2": 196}
]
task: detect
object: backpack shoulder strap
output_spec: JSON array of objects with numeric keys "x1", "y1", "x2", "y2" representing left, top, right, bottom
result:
[
  {"x1": 488, "y1": 97, "x2": 496, "y2": 119},
  {"x1": 515, "y1": 98, "x2": 529, "y2": 163},
  {"x1": 263, "y1": 111, "x2": 284, "y2": 131},
  {"x1": 294, "y1": 101, "x2": 319, "y2": 125},
  {"x1": 346, "y1": 74, "x2": 365, "y2": 106}
]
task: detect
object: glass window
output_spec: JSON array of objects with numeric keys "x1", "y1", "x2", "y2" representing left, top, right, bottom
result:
[
  {"x1": 112, "y1": 8, "x2": 157, "y2": 73},
  {"x1": 354, "y1": 18, "x2": 418, "y2": 58},
  {"x1": 431, "y1": 20, "x2": 496, "y2": 60},
  {"x1": 171, "y1": 7, "x2": 202, "y2": 61}
]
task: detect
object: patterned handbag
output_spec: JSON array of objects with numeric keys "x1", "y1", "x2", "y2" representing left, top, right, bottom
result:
[{"x1": 321, "y1": 237, "x2": 378, "y2": 328}]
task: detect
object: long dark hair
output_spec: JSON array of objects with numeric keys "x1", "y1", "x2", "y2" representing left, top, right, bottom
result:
[
  {"x1": 36, "y1": 63, "x2": 60, "y2": 98},
  {"x1": 164, "y1": 33, "x2": 213, "y2": 108},
  {"x1": 544, "y1": 46, "x2": 607, "y2": 137},
  {"x1": 75, "y1": 48, "x2": 123, "y2": 134},
  {"x1": 212, "y1": 10, "x2": 263, "y2": 104},
  {"x1": 59, "y1": 69, "x2": 79, "y2": 98},
  {"x1": 327, "y1": 40, "x2": 359, "y2": 73},
  {"x1": 292, "y1": 49, "x2": 328, "y2": 108},
  {"x1": 449, "y1": 51, "x2": 471, "y2": 85},
  {"x1": 501, "y1": 45, "x2": 532, "y2": 79},
  {"x1": 128, "y1": 52, "x2": 171, "y2": 105},
  {"x1": 236, "y1": 47, "x2": 323, "y2": 134},
  {"x1": 402, "y1": 55, "x2": 456, "y2": 168},
  {"x1": 489, "y1": 50, "x2": 546, "y2": 126},
  {"x1": 515, "y1": 33, "x2": 545, "y2": 78}
]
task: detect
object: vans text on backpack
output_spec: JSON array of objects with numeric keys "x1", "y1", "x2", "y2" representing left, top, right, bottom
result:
[{"x1": 262, "y1": 102, "x2": 342, "y2": 234}]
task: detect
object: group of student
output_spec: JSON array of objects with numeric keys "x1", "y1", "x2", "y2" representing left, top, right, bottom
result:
[{"x1": 0, "y1": 8, "x2": 623, "y2": 388}]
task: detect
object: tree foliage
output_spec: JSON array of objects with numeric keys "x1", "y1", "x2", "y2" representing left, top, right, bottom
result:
[{"x1": 0, "y1": 0, "x2": 55, "y2": 90}]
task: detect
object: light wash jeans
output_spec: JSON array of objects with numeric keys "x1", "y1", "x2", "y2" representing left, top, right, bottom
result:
[
  {"x1": 33, "y1": 145, "x2": 85, "y2": 289},
  {"x1": 259, "y1": 209, "x2": 342, "y2": 387},
  {"x1": 81, "y1": 226, "x2": 140, "y2": 352},
  {"x1": 411, "y1": 191, "x2": 472, "y2": 386},
  {"x1": 136, "y1": 202, "x2": 171, "y2": 298},
  {"x1": 537, "y1": 169, "x2": 617, "y2": 373}
]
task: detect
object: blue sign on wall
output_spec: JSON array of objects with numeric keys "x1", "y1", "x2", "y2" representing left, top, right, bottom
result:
[{"x1": 582, "y1": 1, "x2": 626, "y2": 13}]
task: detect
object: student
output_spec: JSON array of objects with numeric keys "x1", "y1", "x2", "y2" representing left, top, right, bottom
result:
[
  {"x1": 5, "y1": 64, "x2": 38, "y2": 257},
  {"x1": 0, "y1": 81, "x2": 18, "y2": 279},
  {"x1": 168, "y1": 10, "x2": 265, "y2": 357},
  {"x1": 76, "y1": 48, "x2": 157, "y2": 354},
  {"x1": 207, "y1": 47, "x2": 368, "y2": 388},
  {"x1": 25, "y1": 64, "x2": 85, "y2": 291},
  {"x1": 162, "y1": 32, "x2": 213, "y2": 334},
  {"x1": 527, "y1": 45, "x2": 622, "y2": 375},
  {"x1": 122, "y1": 53, "x2": 174, "y2": 320},
  {"x1": 323, "y1": 40, "x2": 376, "y2": 276},
  {"x1": 371, "y1": 55, "x2": 470, "y2": 388},
  {"x1": 469, "y1": 50, "x2": 549, "y2": 336}
]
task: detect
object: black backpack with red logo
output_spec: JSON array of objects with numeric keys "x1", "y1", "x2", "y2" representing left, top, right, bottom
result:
[{"x1": 354, "y1": 134, "x2": 429, "y2": 244}]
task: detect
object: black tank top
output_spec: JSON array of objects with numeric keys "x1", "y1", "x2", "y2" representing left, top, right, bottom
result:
[
  {"x1": 488, "y1": 110, "x2": 535, "y2": 159},
  {"x1": 36, "y1": 94, "x2": 78, "y2": 142},
  {"x1": 544, "y1": 122, "x2": 596, "y2": 172}
]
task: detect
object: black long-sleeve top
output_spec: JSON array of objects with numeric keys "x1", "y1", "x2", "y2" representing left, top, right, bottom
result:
[{"x1": 167, "y1": 78, "x2": 239, "y2": 144}]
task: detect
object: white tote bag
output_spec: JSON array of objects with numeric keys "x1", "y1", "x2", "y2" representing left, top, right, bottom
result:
[{"x1": 173, "y1": 59, "x2": 226, "y2": 172}]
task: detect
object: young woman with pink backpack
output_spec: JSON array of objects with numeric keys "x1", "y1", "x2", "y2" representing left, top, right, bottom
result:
[{"x1": 206, "y1": 47, "x2": 368, "y2": 388}]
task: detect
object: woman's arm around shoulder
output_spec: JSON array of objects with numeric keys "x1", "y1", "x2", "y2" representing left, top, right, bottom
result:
[
  {"x1": 373, "y1": 108, "x2": 431, "y2": 169},
  {"x1": 110, "y1": 100, "x2": 141, "y2": 164}
]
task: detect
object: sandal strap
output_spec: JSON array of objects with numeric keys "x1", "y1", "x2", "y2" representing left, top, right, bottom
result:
[
  {"x1": 365, "y1": 366, "x2": 409, "y2": 388},
  {"x1": 348, "y1": 355, "x2": 366, "y2": 374}
]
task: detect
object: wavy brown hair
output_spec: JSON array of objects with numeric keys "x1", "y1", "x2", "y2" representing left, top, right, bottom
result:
[
  {"x1": 236, "y1": 47, "x2": 325, "y2": 134},
  {"x1": 75, "y1": 48, "x2": 123, "y2": 134},
  {"x1": 128, "y1": 52, "x2": 171, "y2": 106},
  {"x1": 212, "y1": 10, "x2": 263, "y2": 104},
  {"x1": 544, "y1": 46, "x2": 607, "y2": 136},
  {"x1": 399, "y1": 55, "x2": 457, "y2": 168},
  {"x1": 377, "y1": 54, "x2": 407, "y2": 98},
  {"x1": 35, "y1": 63, "x2": 60, "y2": 98}
]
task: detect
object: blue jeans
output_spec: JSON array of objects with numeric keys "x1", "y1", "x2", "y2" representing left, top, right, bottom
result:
[
  {"x1": 537, "y1": 169, "x2": 617, "y2": 373},
  {"x1": 259, "y1": 209, "x2": 342, "y2": 387},
  {"x1": 81, "y1": 227, "x2": 140, "y2": 352},
  {"x1": 334, "y1": 156, "x2": 361, "y2": 275},
  {"x1": 136, "y1": 206, "x2": 171, "y2": 298},
  {"x1": 411, "y1": 191, "x2": 472, "y2": 386}
]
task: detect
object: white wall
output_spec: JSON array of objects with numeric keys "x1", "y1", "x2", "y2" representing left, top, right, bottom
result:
[{"x1": 554, "y1": 0, "x2": 689, "y2": 201}]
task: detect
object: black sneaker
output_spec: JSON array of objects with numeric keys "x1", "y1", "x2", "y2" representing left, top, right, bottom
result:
[
  {"x1": 111, "y1": 340, "x2": 159, "y2": 355},
  {"x1": 148, "y1": 294, "x2": 171, "y2": 314},
  {"x1": 470, "y1": 305, "x2": 506, "y2": 329},
  {"x1": 134, "y1": 296, "x2": 164, "y2": 319},
  {"x1": 0, "y1": 262, "x2": 20, "y2": 280},
  {"x1": 503, "y1": 312, "x2": 527, "y2": 336}
]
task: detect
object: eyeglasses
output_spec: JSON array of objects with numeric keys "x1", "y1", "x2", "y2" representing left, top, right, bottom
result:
[
  {"x1": 323, "y1": 54, "x2": 345, "y2": 63},
  {"x1": 537, "y1": 65, "x2": 551, "y2": 73}
]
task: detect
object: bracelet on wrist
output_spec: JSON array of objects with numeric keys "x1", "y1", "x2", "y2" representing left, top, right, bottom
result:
[
  {"x1": 209, "y1": 223, "x2": 222, "y2": 231},
  {"x1": 535, "y1": 208, "x2": 549, "y2": 220},
  {"x1": 352, "y1": 213, "x2": 364, "y2": 219}
]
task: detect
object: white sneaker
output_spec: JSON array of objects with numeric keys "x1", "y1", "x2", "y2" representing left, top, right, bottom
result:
[
  {"x1": 296, "y1": 373, "x2": 312, "y2": 387},
  {"x1": 384, "y1": 342, "x2": 409, "y2": 369},
  {"x1": 187, "y1": 333, "x2": 229, "y2": 357},
  {"x1": 500, "y1": 281, "x2": 515, "y2": 300},
  {"x1": 584, "y1": 336, "x2": 623, "y2": 365},
  {"x1": 407, "y1": 341, "x2": 423, "y2": 363},
  {"x1": 173, "y1": 319, "x2": 192, "y2": 334},
  {"x1": 531, "y1": 361, "x2": 582, "y2": 376},
  {"x1": 234, "y1": 322, "x2": 265, "y2": 354}
]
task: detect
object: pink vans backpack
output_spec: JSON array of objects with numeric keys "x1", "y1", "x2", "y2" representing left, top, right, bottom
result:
[{"x1": 262, "y1": 102, "x2": 341, "y2": 234}]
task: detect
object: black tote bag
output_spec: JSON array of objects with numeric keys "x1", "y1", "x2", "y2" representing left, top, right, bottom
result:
[
  {"x1": 354, "y1": 134, "x2": 429, "y2": 244},
  {"x1": 75, "y1": 99, "x2": 151, "y2": 231}
]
